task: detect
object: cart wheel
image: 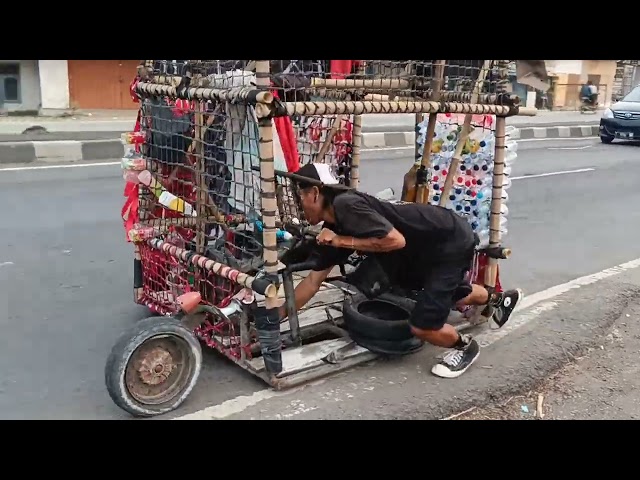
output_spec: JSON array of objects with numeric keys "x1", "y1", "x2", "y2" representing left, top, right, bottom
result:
[{"x1": 105, "y1": 316, "x2": 202, "y2": 417}]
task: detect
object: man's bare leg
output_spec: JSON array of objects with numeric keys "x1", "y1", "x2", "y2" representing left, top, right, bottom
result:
[
  {"x1": 456, "y1": 284, "x2": 524, "y2": 328},
  {"x1": 458, "y1": 283, "x2": 489, "y2": 307}
]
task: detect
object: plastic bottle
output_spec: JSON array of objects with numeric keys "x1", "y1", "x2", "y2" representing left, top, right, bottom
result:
[
  {"x1": 123, "y1": 170, "x2": 141, "y2": 184},
  {"x1": 121, "y1": 131, "x2": 146, "y2": 145},
  {"x1": 138, "y1": 170, "x2": 197, "y2": 217},
  {"x1": 128, "y1": 225, "x2": 162, "y2": 242},
  {"x1": 254, "y1": 221, "x2": 293, "y2": 242}
]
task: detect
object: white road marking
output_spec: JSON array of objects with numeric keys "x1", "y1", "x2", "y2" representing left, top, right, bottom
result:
[
  {"x1": 362, "y1": 146, "x2": 415, "y2": 152},
  {"x1": 0, "y1": 261, "x2": 14, "y2": 267},
  {"x1": 174, "y1": 256, "x2": 640, "y2": 420},
  {"x1": 0, "y1": 161, "x2": 120, "y2": 172},
  {"x1": 547, "y1": 145, "x2": 593, "y2": 150},
  {"x1": 174, "y1": 390, "x2": 283, "y2": 420},
  {"x1": 510, "y1": 168, "x2": 595, "y2": 181},
  {"x1": 519, "y1": 136, "x2": 597, "y2": 143},
  {"x1": 362, "y1": 137, "x2": 599, "y2": 152}
]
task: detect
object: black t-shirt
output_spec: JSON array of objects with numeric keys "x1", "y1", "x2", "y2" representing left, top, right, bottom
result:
[{"x1": 312, "y1": 191, "x2": 475, "y2": 286}]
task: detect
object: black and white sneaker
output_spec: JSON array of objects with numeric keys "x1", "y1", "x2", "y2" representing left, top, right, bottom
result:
[
  {"x1": 492, "y1": 288, "x2": 523, "y2": 328},
  {"x1": 431, "y1": 334, "x2": 480, "y2": 379}
]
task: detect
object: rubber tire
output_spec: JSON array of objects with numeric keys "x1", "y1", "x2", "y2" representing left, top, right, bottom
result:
[
  {"x1": 342, "y1": 293, "x2": 417, "y2": 341},
  {"x1": 349, "y1": 330, "x2": 424, "y2": 356},
  {"x1": 105, "y1": 316, "x2": 203, "y2": 418},
  {"x1": 600, "y1": 135, "x2": 614, "y2": 144}
]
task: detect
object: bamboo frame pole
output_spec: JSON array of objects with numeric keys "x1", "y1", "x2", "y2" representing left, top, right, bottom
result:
[
  {"x1": 351, "y1": 114, "x2": 362, "y2": 189},
  {"x1": 148, "y1": 238, "x2": 277, "y2": 297},
  {"x1": 277, "y1": 101, "x2": 532, "y2": 117},
  {"x1": 194, "y1": 102, "x2": 207, "y2": 255},
  {"x1": 439, "y1": 60, "x2": 493, "y2": 207},
  {"x1": 415, "y1": 61, "x2": 446, "y2": 204},
  {"x1": 136, "y1": 82, "x2": 274, "y2": 104},
  {"x1": 350, "y1": 61, "x2": 366, "y2": 189},
  {"x1": 483, "y1": 115, "x2": 507, "y2": 290},
  {"x1": 315, "y1": 115, "x2": 343, "y2": 163},
  {"x1": 255, "y1": 61, "x2": 280, "y2": 308},
  {"x1": 310, "y1": 78, "x2": 410, "y2": 89}
]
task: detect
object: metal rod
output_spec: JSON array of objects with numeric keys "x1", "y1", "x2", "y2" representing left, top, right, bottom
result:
[{"x1": 282, "y1": 270, "x2": 301, "y2": 345}]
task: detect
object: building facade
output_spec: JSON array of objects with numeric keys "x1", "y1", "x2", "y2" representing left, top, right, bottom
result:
[
  {"x1": 0, "y1": 60, "x2": 140, "y2": 115},
  {"x1": 544, "y1": 60, "x2": 618, "y2": 110}
]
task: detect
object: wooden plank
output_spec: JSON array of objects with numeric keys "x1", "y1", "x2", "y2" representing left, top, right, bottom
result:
[
  {"x1": 273, "y1": 351, "x2": 378, "y2": 390},
  {"x1": 245, "y1": 337, "x2": 370, "y2": 376}
]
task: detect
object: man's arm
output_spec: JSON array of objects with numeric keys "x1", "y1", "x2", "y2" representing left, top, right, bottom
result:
[
  {"x1": 333, "y1": 230, "x2": 405, "y2": 253},
  {"x1": 327, "y1": 195, "x2": 406, "y2": 253},
  {"x1": 279, "y1": 267, "x2": 332, "y2": 320}
]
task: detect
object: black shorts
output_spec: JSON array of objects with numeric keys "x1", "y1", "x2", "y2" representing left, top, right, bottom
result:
[{"x1": 408, "y1": 227, "x2": 477, "y2": 331}]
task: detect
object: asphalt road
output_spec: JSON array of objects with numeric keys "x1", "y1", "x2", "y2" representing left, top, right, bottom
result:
[{"x1": 1, "y1": 137, "x2": 639, "y2": 419}]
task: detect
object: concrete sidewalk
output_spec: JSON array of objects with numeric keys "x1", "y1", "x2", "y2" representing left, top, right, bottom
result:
[{"x1": 0, "y1": 110, "x2": 602, "y2": 164}]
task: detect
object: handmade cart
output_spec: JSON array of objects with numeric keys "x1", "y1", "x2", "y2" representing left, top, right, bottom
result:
[{"x1": 106, "y1": 60, "x2": 538, "y2": 417}]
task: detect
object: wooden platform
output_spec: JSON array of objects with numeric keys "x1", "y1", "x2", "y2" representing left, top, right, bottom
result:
[{"x1": 245, "y1": 337, "x2": 374, "y2": 378}]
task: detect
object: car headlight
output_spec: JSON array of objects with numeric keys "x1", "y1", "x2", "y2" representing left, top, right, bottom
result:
[{"x1": 602, "y1": 108, "x2": 614, "y2": 119}]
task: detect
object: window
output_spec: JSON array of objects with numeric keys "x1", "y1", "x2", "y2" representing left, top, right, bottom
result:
[
  {"x1": 0, "y1": 64, "x2": 19, "y2": 75},
  {"x1": 4, "y1": 78, "x2": 18, "y2": 101},
  {"x1": 0, "y1": 62, "x2": 20, "y2": 103}
]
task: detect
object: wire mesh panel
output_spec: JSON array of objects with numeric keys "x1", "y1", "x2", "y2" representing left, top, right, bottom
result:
[
  {"x1": 136, "y1": 60, "x2": 519, "y2": 104},
  {"x1": 264, "y1": 60, "x2": 515, "y2": 103}
]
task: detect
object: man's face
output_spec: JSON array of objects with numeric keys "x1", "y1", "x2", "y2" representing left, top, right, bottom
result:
[{"x1": 298, "y1": 186, "x2": 323, "y2": 226}]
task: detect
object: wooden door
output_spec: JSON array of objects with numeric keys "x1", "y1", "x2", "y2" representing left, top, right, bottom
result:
[{"x1": 68, "y1": 60, "x2": 139, "y2": 110}]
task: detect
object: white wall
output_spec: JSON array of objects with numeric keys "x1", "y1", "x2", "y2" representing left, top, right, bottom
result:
[
  {"x1": 0, "y1": 60, "x2": 41, "y2": 112},
  {"x1": 38, "y1": 60, "x2": 70, "y2": 110},
  {"x1": 546, "y1": 60, "x2": 583, "y2": 75}
]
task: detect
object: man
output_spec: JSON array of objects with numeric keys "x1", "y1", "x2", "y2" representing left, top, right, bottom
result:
[
  {"x1": 581, "y1": 81, "x2": 597, "y2": 106},
  {"x1": 285, "y1": 163, "x2": 522, "y2": 378}
]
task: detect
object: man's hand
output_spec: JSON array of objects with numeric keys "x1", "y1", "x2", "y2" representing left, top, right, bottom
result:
[{"x1": 317, "y1": 228, "x2": 339, "y2": 247}]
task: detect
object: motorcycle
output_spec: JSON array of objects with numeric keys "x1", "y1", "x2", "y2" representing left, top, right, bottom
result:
[{"x1": 580, "y1": 94, "x2": 598, "y2": 113}]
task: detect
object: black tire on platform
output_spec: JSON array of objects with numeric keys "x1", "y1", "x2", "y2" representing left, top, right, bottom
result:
[
  {"x1": 105, "y1": 316, "x2": 202, "y2": 418},
  {"x1": 349, "y1": 330, "x2": 424, "y2": 356},
  {"x1": 342, "y1": 293, "x2": 416, "y2": 341},
  {"x1": 600, "y1": 135, "x2": 614, "y2": 144}
]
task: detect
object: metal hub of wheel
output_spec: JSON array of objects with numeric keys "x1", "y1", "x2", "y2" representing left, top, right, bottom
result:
[
  {"x1": 138, "y1": 347, "x2": 174, "y2": 386},
  {"x1": 125, "y1": 336, "x2": 192, "y2": 405}
]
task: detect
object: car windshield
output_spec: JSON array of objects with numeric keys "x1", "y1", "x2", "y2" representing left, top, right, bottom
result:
[{"x1": 622, "y1": 86, "x2": 640, "y2": 102}]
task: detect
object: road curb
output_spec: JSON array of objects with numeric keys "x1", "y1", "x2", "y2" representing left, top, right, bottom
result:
[
  {"x1": 0, "y1": 139, "x2": 124, "y2": 165},
  {"x1": 361, "y1": 124, "x2": 600, "y2": 149}
]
